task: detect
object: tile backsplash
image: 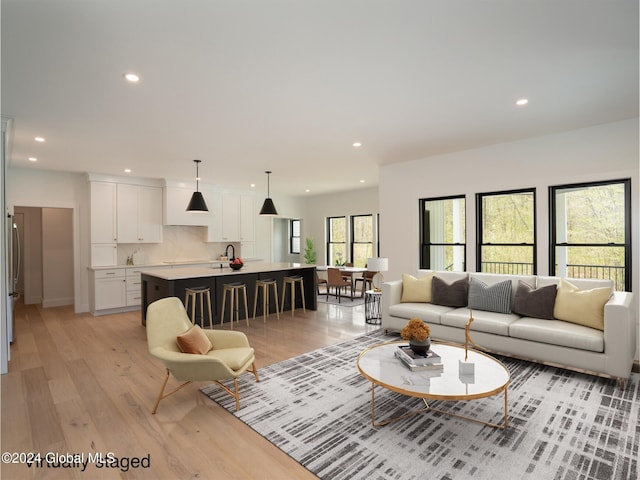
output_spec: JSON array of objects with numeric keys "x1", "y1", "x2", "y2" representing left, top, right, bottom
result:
[{"x1": 117, "y1": 226, "x2": 238, "y2": 265}]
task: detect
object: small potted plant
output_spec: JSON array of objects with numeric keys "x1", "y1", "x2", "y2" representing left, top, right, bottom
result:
[{"x1": 400, "y1": 318, "x2": 431, "y2": 356}]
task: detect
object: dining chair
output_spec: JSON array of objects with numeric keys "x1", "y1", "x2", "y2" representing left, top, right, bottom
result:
[{"x1": 327, "y1": 267, "x2": 353, "y2": 302}]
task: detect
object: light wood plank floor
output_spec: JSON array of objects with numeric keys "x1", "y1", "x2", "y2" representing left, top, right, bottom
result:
[{"x1": 1, "y1": 298, "x2": 379, "y2": 480}]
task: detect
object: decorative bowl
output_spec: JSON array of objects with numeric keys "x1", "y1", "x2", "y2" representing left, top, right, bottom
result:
[{"x1": 230, "y1": 263, "x2": 244, "y2": 271}]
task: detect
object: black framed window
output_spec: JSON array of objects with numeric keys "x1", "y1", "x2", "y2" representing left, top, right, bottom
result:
[
  {"x1": 419, "y1": 195, "x2": 466, "y2": 271},
  {"x1": 351, "y1": 214, "x2": 373, "y2": 267},
  {"x1": 550, "y1": 179, "x2": 631, "y2": 291},
  {"x1": 477, "y1": 188, "x2": 536, "y2": 275},
  {"x1": 290, "y1": 219, "x2": 301, "y2": 254},
  {"x1": 327, "y1": 216, "x2": 347, "y2": 266}
]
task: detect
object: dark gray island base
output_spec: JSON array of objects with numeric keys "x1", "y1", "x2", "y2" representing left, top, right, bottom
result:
[{"x1": 140, "y1": 262, "x2": 317, "y2": 326}]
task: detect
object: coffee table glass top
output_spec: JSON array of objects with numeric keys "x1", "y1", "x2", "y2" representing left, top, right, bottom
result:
[{"x1": 357, "y1": 342, "x2": 510, "y2": 401}]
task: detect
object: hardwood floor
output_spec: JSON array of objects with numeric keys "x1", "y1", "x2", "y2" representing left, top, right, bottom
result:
[{"x1": 2, "y1": 299, "x2": 378, "y2": 479}]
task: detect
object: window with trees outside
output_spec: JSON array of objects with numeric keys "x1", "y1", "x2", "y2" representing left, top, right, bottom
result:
[
  {"x1": 351, "y1": 214, "x2": 373, "y2": 268},
  {"x1": 550, "y1": 179, "x2": 631, "y2": 291},
  {"x1": 290, "y1": 219, "x2": 300, "y2": 254},
  {"x1": 419, "y1": 196, "x2": 466, "y2": 271},
  {"x1": 477, "y1": 189, "x2": 536, "y2": 275},
  {"x1": 327, "y1": 216, "x2": 347, "y2": 266}
]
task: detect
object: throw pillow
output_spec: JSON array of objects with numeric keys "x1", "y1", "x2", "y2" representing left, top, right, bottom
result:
[
  {"x1": 513, "y1": 281, "x2": 557, "y2": 319},
  {"x1": 468, "y1": 277, "x2": 512, "y2": 314},
  {"x1": 176, "y1": 325, "x2": 213, "y2": 354},
  {"x1": 401, "y1": 273, "x2": 434, "y2": 303},
  {"x1": 431, "y1": 276, "x2": 468, "y2": 307},
  {"x1": 553, "y1": 278, "x2": 612, "y2": 331}
]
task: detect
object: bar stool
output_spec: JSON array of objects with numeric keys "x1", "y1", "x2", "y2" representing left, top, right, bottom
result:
[
  {"x1": 221, "y1": 282, "x2": 249, "y2": 329},
  {"x1": 253, "y1": 278, "x2": 280, "y2": 322},
  {"x1": 280, "y1": 275, "x2": 306, "y2": 317},
  {"x1": 184, "y1": 286, "x2": 213, "y2": 329}
]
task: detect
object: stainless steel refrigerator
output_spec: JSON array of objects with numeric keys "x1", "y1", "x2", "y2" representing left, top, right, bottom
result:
[{"x1": 6, "y1": 213, "x2": 20, "y2": 343}]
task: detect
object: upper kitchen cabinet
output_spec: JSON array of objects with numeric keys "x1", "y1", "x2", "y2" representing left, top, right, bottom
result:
[
  {"x1": 206, "y1": 191, "x2": 256, "y2": 243},
  {"x1": 117, "y1": 184, "x2": 163, "y2": 243},
  {"x1": 163, "y1": 181, "x2": 214, "y2": 226},
  {"x1": 90, "y1": 181, "x2": 117, "y2": 243}
]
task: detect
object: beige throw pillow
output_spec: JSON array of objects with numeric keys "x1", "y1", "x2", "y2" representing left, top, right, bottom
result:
[
  {"x1": 553, "y1": 278, "x2": 612, "y2": 331},
  {"x1": 401, "y1": 273, "x2": 434, "y2": 303},
  {"x1": 176, "y1": 325, "x2": 213, "y2": 354}
]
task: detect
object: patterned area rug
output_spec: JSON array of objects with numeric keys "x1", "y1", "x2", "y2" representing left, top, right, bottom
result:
[{"x1": 201, "y1": 330, "x2": 639, "y2": 480}]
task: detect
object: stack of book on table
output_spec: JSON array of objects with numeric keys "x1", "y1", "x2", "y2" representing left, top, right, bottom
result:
[{"x1": 395, "y1": 345, "x2": 443, "y2": 372}]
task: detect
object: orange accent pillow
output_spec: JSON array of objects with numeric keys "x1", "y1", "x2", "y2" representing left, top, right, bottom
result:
[{"x1": 176, "y1": 325, "x2": 213, "y2": 354}]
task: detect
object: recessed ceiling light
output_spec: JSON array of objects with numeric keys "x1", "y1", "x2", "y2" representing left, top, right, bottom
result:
[
  {"x1": 28, "y1": 157, "x2": 37, "y2": 162},
  {"x1": 305, "y1": 189, "x2": 310, "y2": 193},
  {"x1": 124, "y1": 168, "x2": 132, "y2": 173},
  {"x1": 124, "y1": 73, "x2": 140, "y2": 82},
  {"x1": 34, "y1": 136, "x2": 45, "y2": 142},
  {"x1": 250, "y1": 183, "x2": 256, "y2": 188},
  {"x1": 360, "y1": 179, "x2": 365, "y2": 184},
  {"x1": 353, "y1": 142, "x2": 362, "y2": 147},
  {"x1": 515, "y1": 98, "x2": 529, "y2": 106}
]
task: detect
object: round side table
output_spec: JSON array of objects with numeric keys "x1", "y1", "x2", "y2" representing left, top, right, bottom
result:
[{"x1": 364, "y1": 290, "x2": 382, "y2": 325}]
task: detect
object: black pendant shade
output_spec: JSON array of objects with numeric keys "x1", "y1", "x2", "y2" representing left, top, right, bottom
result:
[
  {"x1": 186, "y1": 191, "x2": 208, "y2": 212},
  {"x1": 186, "y1": 159, "x2": 208, "y2": 212},
  {"x1": 259, "y1": 170, "x2": 278, "y2": 215}
]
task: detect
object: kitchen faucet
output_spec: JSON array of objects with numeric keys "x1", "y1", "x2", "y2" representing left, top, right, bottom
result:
[{"x1": 225, "y1": 244, "x2": 235, "y2": 261}]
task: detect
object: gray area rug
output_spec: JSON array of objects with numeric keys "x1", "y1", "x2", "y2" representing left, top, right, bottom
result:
[
  {"x1": 316, "y1": 294, "x2": 365, "y2": 307},
  {"x1": 201, "y1": 330, "x2": 639, "y2": 480}
]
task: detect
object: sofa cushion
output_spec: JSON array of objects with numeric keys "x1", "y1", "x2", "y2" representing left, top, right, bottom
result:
[
  {"x1": 513, "y1": 281, "x2": 557, "y2": 320},
  {"x1": 401, "y1": 273, "x2": 434, "y2": 303},
  {"x1": 509, "y1": 317, "x2": 603, "y2": 352},
  {"x1": 468, "y1": 277, "x2": 512, "y2": 314},
  {"x1": 176, "y1": 325, "x2": 213, "y2": 355},
  {"x1": 441, "y1": 307, "x2": 520, "y2": 336},
  {"x1": 389, "y1": 302, "x2": 454, "y2": 325},
  {"x1": 553, "y1": 279, "x2": 612, "y2": 331},
  {"x1": 431, "y1": 276, "x2": 468, "y2": 307}
]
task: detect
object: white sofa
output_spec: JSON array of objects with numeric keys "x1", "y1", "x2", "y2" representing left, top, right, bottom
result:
[{"x1": 382, "y1": 271, "x2": 637, "y2": 385}]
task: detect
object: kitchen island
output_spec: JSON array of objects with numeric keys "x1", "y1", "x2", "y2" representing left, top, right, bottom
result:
[{"x1": 140, "y1": 262, "x2": 317, "y2": 326}]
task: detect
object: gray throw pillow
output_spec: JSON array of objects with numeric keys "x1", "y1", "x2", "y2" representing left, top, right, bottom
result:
[
  {"x1": 431, "y1": 276, "x2": 468, "y2": 307},
  {"x1": 513, "y1": 281, "x2": 557, "y2": 320},
  {"x1": 468, "y1": 277, "x2": 512, "y2": 314}
]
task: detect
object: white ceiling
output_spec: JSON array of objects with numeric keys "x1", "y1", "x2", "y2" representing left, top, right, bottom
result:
[{"x1": 2, "y1": 1, "x2": 638, "y2": 196}]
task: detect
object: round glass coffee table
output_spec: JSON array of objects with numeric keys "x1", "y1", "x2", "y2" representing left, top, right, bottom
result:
[{"x1": 357, "y1": 342, "x2": 510, "y2": 428}]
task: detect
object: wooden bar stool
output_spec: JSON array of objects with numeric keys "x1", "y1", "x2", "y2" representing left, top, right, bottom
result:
[
  {"x1": 221, "y1": 282, "x2": 249, "y2": 329},
  {"x1": 280, "y1": 275, "x2": 306, "y2": 317},
  {"x1": 184, "y1": 286, "x2": 213, "y2": 329},
  {"x1": 253, "y1": 278, "x2": 280, "y2": 322}
]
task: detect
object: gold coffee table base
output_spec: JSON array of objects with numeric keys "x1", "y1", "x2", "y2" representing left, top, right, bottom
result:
[{"x1": 369, "y1": 383, "x2": 509, "y2": 429}]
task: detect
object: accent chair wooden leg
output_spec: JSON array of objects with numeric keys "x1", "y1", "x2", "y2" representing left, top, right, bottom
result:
[{"x1": 152, "y1": 368, "x2": 192, "y2": 415}]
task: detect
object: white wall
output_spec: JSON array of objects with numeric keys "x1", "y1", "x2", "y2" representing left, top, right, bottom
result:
[
  {"x1": 42, "y1": 208, "x2": 74, "y2": 307},
  {"x1": 303, "y1": 187, "x2": 379, "y2": 265},
  {"x1": 7, "y1": 168, "x2": 89, "y2": 312}
]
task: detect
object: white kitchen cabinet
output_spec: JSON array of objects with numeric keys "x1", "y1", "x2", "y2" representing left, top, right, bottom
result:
[
  {"x1": 93, "y1": 269, "x2": 126, "y2": 311},
  {"x1": 220, "y1": 191, "x2": 240, "y2": 241},
  {"x1": 91, "y1": 244, "x2": 118, "y2": 267},
  {"x1": 240, "y1": 194, "x2": 256, "y2": 242},
  {"x1": 240, "y1": 241, "x2": 256, "y2": 259},
  {"x1": 91, "y1": 181, "x2": 117, "y2": 243},
  {"x1": 117, "y1": 184, "x2": 163, "y2": 243},
  {"x1": 163, "y1": 185, "x2": 212, "y2": 226}
]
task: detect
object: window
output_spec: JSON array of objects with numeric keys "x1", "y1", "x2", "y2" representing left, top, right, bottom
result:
[
  {"x1": 477, "y1": 189, "x2": 536, "y2": 275},
  {"x1": 290, "y1": 219, "x2": 300, "y2": 254},
  {"x1": 550, "y1": 179, "x2": 631, "y2": 291},
  {"x1": 351, "y1": 215, "x2": 373, "y2": 267},
  {"x1": 419, "y1": 196, "x2": 466, "y2": 271},
  {"x1": 327, "y1": 216, "x2": 347, "y2": 266}
]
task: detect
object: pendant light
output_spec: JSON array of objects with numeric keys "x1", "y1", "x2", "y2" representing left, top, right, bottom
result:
[
  {"x1": 186, "y1": 159, "x2": 209, "y2": 212},
  {"x1": 259, "y1": 170, "x2": 278, "y2": 215}
]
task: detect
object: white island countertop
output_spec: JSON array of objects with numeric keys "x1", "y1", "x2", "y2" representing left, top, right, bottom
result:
[{"x1": 140, "y1": 262, "x2": 315, "y2": 281}]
